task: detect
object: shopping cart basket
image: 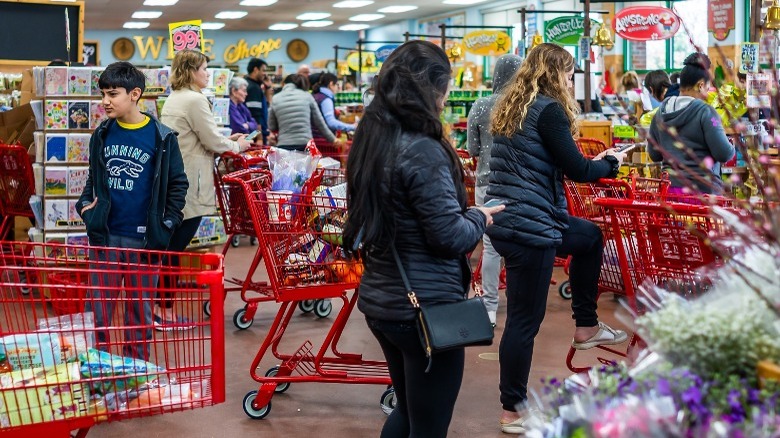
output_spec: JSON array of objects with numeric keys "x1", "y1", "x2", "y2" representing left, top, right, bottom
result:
[
  {"x1": 0, "y1": 241, "x2": 225, "y2": 438},
  {"x1": 233, "y1": 171, "x2": 392, "y2": 420},
  {"x1": 215, "y1": 148, "x2": 268, "y2": 249},
  {"x1": 575, "y1": 138, "x2": 609, "y2": 158},
  {"x1": 0, "y1": 143, "x2": 35, "y2": 240}
]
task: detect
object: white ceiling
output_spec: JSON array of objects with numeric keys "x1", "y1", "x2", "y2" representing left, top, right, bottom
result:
[{"x1": 82, "y1": 0, "x2": 469, "y2": 32}]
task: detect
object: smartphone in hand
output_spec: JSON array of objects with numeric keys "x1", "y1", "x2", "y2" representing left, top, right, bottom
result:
[
  {"x1": 484, "y1": 199, "x2": 506, "y2": 208},
  {"x1": 245, "y1": 130, "x2": 261, "y2": 142},
  {"x1": 616, "y1": 143, "x2": 638, "y2": 153}
]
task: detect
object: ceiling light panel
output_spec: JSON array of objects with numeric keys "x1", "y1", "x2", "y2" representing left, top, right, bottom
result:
[
  {"x1": 349, "y1": 13, "x2": 385, "y2": 21},
  {"x1": 442, "y1": 0, "x2": 488, "y2": 4},
  {"x1": 240, "y1": 0, "x2": 278, "y2": 6},
  {"x1": 215, "y1": 11, "x2": 249, "y2": 19},
  {"x1": 296, "y1": 12, "x2": 331, "y2": 20},
  {"x1": 333, "y1": 1, "x2": 374, "y2": 7},
  {"x1": 201, "y1": 22, "x2": 226, "y2": 29},
  {"x1": 123, "y1": 22, "x2": 150, "y2": 29},
  {"x1": 132, "y1": 11, "x2": 163, "y2": 19},
  {"x1": 269, "y1": 23, "x2": 299, "y2": 30},
  {"x1": 339, "y1": 24, "x2": 370, "y2": 31},
  {"x1": 377, "y1": 5, "x2": 418, "y2": 13},
  {"x1": 301, "y1": 20, "x2": 334, "y2": 27},
  {"x1": 143, "y1": 0, "x2": 178, "y2": 5}
]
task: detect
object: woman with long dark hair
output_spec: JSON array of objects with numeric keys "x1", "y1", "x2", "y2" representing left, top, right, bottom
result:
[{"x1": 343, "y1": 40, "x2": 503, "y2": 437}]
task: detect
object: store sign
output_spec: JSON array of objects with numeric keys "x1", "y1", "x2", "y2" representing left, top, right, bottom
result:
[
  {"x1": 374, "y1": 45, "x2": 398, "y2": 62},
  {"x1": 129, "y1": 36, "x2": 215, "y2": 61},
  {"x1": 613, "y1": 6, "x2": 680, "y2": 42},
  {"x1": 544, "y1": 16, "x2": 599, "y2": 46},
  {"x1": 708, "y1": 0, "x2": 734, "y2": 41},
  {"x1": 223, "y1": 38, "x2": 282, "y2": 64},
  {"x1": 168, "y1": 19, "x2": 204, "y2": 53},
  {"x1": 462, "y1": 30, "x2": 511, "y2": 56},
  {"x1": 346, "y1": 52, "x2": 380, "y2": 72}
]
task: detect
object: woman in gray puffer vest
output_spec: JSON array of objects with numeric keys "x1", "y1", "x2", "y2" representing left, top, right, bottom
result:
[
  {"x1": 268, "y1": 74, "x2": 341, "y2": 151},
  {"x1": 467, "y1": 54, "x2": 522, "y2": 326}
]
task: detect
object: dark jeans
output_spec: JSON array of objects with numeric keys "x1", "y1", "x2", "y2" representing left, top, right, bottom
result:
[
  {"x1": 86, "y1": 234, "x2": 156, "y2": 361},
  {"x1": 159, "y1": 216, "x2": 202, "y2": 309},
  {"x1": 491, "y1": 216, "x2": 602, "y2": 411},
  {"x1": 366, "y1": 317, "x2": 464, "y2": 438}
]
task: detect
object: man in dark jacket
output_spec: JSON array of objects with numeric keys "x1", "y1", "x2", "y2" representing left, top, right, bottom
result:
[{"x1": 245, "y1": 58, "x2": 274, "y2": 144}]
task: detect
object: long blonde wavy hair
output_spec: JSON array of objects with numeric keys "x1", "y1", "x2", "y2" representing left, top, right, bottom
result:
[{"x1": 491, "y1": 43, "x2": 579, "y2": 138}]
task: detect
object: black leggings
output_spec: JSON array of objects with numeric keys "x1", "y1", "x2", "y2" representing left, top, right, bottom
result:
[
  {"x1": 491, "y1": 216, "x2": 602, "y2": 411},
  {"x1": 366, "y1": 317, "x2": 464, "y2": 438},
  {"x1": 159, "y1": 216, "x2": 202, "y2": 308}
]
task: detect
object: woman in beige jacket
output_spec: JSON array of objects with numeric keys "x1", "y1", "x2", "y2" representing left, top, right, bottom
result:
[{"x1": 158, "y1": 49, "x2": 251, "y2": 327}]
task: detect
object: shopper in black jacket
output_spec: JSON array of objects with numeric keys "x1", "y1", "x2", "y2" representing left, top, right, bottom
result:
[
  {"x1": 487, "y1": 43, "x2": 628, "y2": 434},
  {"x1": 344, "y1": 40, "x2": 503, "y2": 438}
]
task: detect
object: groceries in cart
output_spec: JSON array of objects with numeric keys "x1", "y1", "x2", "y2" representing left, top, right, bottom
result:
[{"x1": 266, "y1": 146, "x2": 321, "y2": 193}]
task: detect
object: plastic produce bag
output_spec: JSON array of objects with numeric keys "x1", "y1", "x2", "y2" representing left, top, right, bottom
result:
[
  {"x1": 267, "y1": 147, "x2": 320, "y2": 193},
  {"x1": 37, "y1": 311, "x2": 95, "y2": 363},
  {"x1": 78, "y1": 348, "x2": 165, "y2": 394}
]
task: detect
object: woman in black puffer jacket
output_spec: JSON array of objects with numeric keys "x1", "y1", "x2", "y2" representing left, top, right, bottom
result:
[{"x1": 343, "y1": 40, "x2": 503, "y2": 438}]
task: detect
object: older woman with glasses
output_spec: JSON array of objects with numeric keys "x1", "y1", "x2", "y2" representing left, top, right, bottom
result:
[{"x1": 228, "y1": 77, "x2": 259, "y2": 135}]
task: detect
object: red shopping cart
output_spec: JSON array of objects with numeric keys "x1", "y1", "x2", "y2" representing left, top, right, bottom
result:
[
  {"x1": 312, "y1": 133, "x2": 351, "y2": 168},
  {"x1": 575, "y1": 138, "x2": 609, "y2": 158},
  {"x1": 0, "y1": 241, "x2": 225, "y2": 437},
  {"x1": 215, "y1": 148, "x2": 269, "y2": 249},
  {"x1": 561, "y1": 176, "x2": 669, "y2": 372},
  {"x1": 229, "y1": 169, "x2": 392, "y2": 420},
  {"x1": 0, "y1": 143, "x2": 35, "y2": 241}
]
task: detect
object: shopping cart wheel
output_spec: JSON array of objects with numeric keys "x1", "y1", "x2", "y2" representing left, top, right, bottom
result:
[
  {"x1": 203, "y1": 300, "x2": 211, "y2": 317},
  {"x1": 250, "y1": 237, "x2": 258, "y2": 246},
  {"x1": 231, "y1": 235, "x2": 241, "y2": 248},
  {"x1": 314, "y1": 299, "x2": 332, "y2": 318},
  {"x1": 243, "y1": 391, "x2": 271, "y2": 419},
  {"x1": 233, "y1": 307, "x2": 254, "y2": 330},
  {"x1": 558, "y1": 281, "x2": 572, "y2": 300},
  {"x1": 265, "y1": 366, "x2": 290, "y2": 393},
  {"x1": 380, "y1": 387, "x2": 396, "y2": 415},
  {"x1": 298, "y1": 300, "x2": 315, "y2": 313}
]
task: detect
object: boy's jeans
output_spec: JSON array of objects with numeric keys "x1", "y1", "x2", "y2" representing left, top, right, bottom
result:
[{"x1": 86, "y1": 234, "x2": 156, "y2": 361}]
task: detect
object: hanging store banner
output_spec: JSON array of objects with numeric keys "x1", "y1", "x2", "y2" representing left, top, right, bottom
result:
[
  {"x1": 544, "y1": 16, "x2": 599, "y2": 46},
  {"x1": 168, "y1": 19, "x2": 204, "y2": 53},
  {"x1": 708, "y1": 0, "x2": 735, "y2": 41},
  {"x1": 346, "y1": 51, "x2": 380, "y2": 73},
  {"x1": 374, "y1": 45, "x2": 399, "y2": 62},
  {"x1": 462, "y1": 30, "x2": 512, "y2": 56},
  {"x1": 613, "y1": 6, "x2": 680, "y2": 41}
]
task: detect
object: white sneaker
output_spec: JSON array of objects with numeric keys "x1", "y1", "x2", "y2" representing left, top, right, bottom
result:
[
  {"x1": 571, "y1": 322, "x2": 628, "y2": 350},
  {"x1": 488, "y1": 311, "x2": 497, "y2": 327}
]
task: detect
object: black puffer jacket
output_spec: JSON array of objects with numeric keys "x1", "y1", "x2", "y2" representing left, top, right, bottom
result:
[
  {"x1": 486, "y1": 96, "x2": 613, "y2": 248},
  {"x1": 357, "y1": 134, "x2": 487, "y2": 321}
]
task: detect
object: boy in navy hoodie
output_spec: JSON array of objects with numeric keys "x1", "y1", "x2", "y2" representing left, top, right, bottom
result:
[{"x1": 78, "y1": 61, "x2": 188, "y2": 360}]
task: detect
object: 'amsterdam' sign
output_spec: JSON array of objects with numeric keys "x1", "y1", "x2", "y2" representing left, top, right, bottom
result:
[
  {"x1": 544, "y1": 16, "x2": 599, "y2": 46},
  {"x1": 613, "y1": 6, "x2": 680, "y2": 42},
  {"x1": 462, "y1": 30, "x2": 511, "y2": 56}
]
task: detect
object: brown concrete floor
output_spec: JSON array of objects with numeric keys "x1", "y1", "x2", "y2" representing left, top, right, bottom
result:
[{"x1": 88, "y1": 243, "x2": 629, "y2": 438}]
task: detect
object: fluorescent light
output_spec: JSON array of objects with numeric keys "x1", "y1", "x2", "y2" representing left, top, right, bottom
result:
[
  {"x1": 349, "y1": 13, "x2": 385, "y2": 21},
  {"x1": 269, "y1": 23, "x2": 299, "y2": 30},
  {"x1": 201, "y1": 22, "x2": 226, "y2": 29},
  {"x1": 143, "y1": 0, "x2": 178, "y2": 5},
  {"x1": 132, "y1": 11, "x2": 163, "y2": 19},
  {"x1": 339, "y1": 24, "x2": 370, "y2": 31},
  {"x1": 442, "y1": 0, "x2": 487, "y2": 4},
  {"x1": 333, "y1": 0, "x2": 374, "y2": 7},
  {"x1": 296, "y1": 12, "x2": 331, "y2": 20},
  {"x1": 123, "y1": 21, "x2": 150, "y2": 29},
  {"x1": 240, "y1": 0, "x2": 278, "y2": 5},
  {"x1": 301, "y1": 20, "x2": 334, "y2": 28},
  {"x1": 215, "y1": 11, "x2": 248, "y2": 19},
  {"x1": 377, "y1": 5, "x2": 418, "y2": 13}
]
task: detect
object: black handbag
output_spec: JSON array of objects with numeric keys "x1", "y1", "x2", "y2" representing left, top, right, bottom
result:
[{"x1": 391, "y1": 245, "x2": 494, "y2": 373}]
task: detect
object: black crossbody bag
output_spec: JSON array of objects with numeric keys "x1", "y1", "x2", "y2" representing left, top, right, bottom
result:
[{"x1": 391, "y1": 244, "x2": 494, "y2": 373}]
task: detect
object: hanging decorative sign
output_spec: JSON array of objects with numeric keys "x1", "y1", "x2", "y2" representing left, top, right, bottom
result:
[
  {"x1": 462, "y1": 30, "x2": 511, "y2": 56},
  {"x1": 374, "y1": 45, "x2": 399, "y2": 62},
  {"x1": 544, "y1": 16, "x2": 599, "y2": 46},
  {"x1": 168, "y1": 19, "x2": 204, "y2": 53},
  {"x1": 708, "y1": 0, "x2": 734, "y2": 41},
  {"x1": 739, "y1": 42, "x2": 759, "y2": 74},
  {"x1": 346, "y1": 51, "x2": 380, "y2": 72},
  {"x1": 613, "y1": 6, "x2": 680, "y2": 42}
]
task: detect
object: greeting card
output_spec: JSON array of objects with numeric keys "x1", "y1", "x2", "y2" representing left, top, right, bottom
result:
[
  {"x1": 44, "y1": 199, "x2": 69, "y2": 229},
  {"x1": 67, "y1": 133, "x2": 90, "y2": 162},
  {"x1": 67, "y1": 67, "x2": 91, "y2": 95},
  {"x1": 158, "y1": 69, "x2": 171, "y2": 94},
  {"x1": 138, "y1": 98, "x2": 158, "y2": 119},
  {"x1": 68, "y1": 101, "x2": 91, "y2": 129},
  {"x1": 90, "y1": 101, "x2": 108, "y2": 129},
  {"x1": 45, "y1": 67, "x2": 67, "y2": 96},
  {"x1": 43, "y1": 167, "x2": 68, "y2": 195},
  {"x1": 45, "y1": 100, "x2": 69, "y2": 130},
  {"x1": 67, "y1": 199, "x2": 85, "y2": 227},
  {"x1": 91, "y1": 68, "x2": 104, "y2": 96},
  {"x1": 67, "y1": 167, "x2": 89, "y2": 196},
  {"x1": 45, "y1": 134, "x2": 67, "y2": 162}
]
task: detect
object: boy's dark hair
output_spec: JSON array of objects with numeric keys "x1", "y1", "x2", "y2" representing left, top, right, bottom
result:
[
  {"x1": 98, "y1": 61, "x2": 145, "y2": 99},
  {"x1": 679, "y1": 53, "x2": 712, "y2": 89},
  {"x1": 283, "y1": 73, "x2": 309, "y2": 91},
  {"x1": 247, "y1": 58, "x2": 268, "y2": 74}
]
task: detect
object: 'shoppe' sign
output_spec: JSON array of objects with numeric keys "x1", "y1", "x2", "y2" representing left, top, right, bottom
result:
[{"x1": 613, "y1": 6, "x2": 681, "y2": 42}]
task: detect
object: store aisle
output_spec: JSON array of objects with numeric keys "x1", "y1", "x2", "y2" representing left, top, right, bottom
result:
[{"x1": 88, "y1": 245, "x2": 626, "y2": 438}]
